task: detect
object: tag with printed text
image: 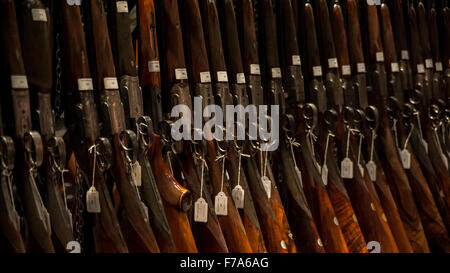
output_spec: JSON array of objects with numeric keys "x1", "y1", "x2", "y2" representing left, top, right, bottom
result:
[
  {"x1": 215, "y1": 192, "x2": 228, "y2": 216},
  {"x1": 366, "y1": 161, "x2": 377, "y2": 182},
  {"x1": 86, "y1": 186, "x2": 101, "y2": 213},
  {"x1": 341, "y1": 158, "x2": 354, "y2": 179},
  {"x1": 400, "y1": 149, "x2": 411, "y2": 169},
  {"x1": 232, "y1": 185, "x2": 245, "y2": 209},
  {"x1": 194, "y1": 198, "x2": 208, "y2": 223}
]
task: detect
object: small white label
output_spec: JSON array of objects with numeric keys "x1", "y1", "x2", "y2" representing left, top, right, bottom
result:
[
  {"x1": 425, "y1": 59, "x2": 434, "y2": 69},
  {"x1": 295, "y1": 166, "x2": 303, "y2": 188},
  {"x1": 391, "y1": 62, "x2": 400, "y2": 72},
  {"x1": 11, "y1": 75, "x2": 28, "y2": 89},
  {"x1": 376, "y1": 52, "x2": 385, "y2": 62},
  {"x1": 104, "y1": 77, "x2": 119, "y2": 90},
  {"x1": 357, "y1": 63, "x2": 366, "y2": 73},
  {"x1": 148, "y1": 61, "x2": 160, "y2": 72},
  {"x1": 86, "y1": 186, "x2": 101, "y2": 213},
  {"x1": 232, "y1": 185, "x2": 245, "y2": 209},
  {"x1": 341, "y1": 158, "x2": 354, "y2": 179},
  {"x1": 200, "y1": 71, "x2": 211, "y2": 83},
  {"x1": 281, "y1": 240, "x2": 287, "y2": 250},
  {"x1": 250, "y1": 64, "x2": 261, "y2": 75},
  {"x1": 217, "y1": 71, "x2": 229, "y2": 82},
  {"x1": 400, "y1": 149, "x2": 411, "y2": 169},
  {"x1": 175, "y1": 68, "x2": 188, "y2": 80},
  {"x1": 321, "y1": 164, "x2": 328, "y2": 186},
  {"x1": 31, "y1": 9, "x2": 48, "y2": 22},
  {"x1": 194, "y1": 198, "x2": 208, "y2": 223},
  {"x1": 66, "y1": 0, "x2": 82, "y2": 6},
  {"x1": 215, "y1": 192, "x2": 228, "y2": 216},
  {"x1": 328, "y1": 58, "x2": 339, "y2": 68},
  {"x1": 342, "y1": 65, "x2": 352, "y2": 76},
  {"x1": 271, "y1": 67, "x2": 282, "y2": 78},
  {"x1": 237, "y1": 73, "x2": 246, "y2": 84},
  {"x1": 366, "y1": 161, "x2": 377, "y2": 182},
  {"x1": 292, "y1": 55, "x2": 301, "y2": 66},
  {"x1": 417, "y1": 64, "x2": 425, "y2": 74},
  {"x1": 358, "y1": 163, "x2": 365, "y2": 177},
  {"x1": 77, "y1": 78, "x2": 93, "y2": 91},
  {"x1": 261, "y1": 176, "x2": 272, "y2": 199},
  {"x1": 333, "y1": 217, "x2": 340, "y2": 226},
  {"x1": 436, "y1": 62, "x2": 443, "y2": 72},
  {"x1": 312, "y1": 66, "x2": 323, "y2": 77},
  {"x1": 131, "y1": 162, "x2": 142, "y2": 187},
  {"x1": 367, "y1": 0, "x2": 377, "y2": 5},
  {"x1": 401, "y1": 50, "x2": 410, "y2": 60},
  {"x1": 116, "y1": 1, "x2": 129, "y2": 13}
]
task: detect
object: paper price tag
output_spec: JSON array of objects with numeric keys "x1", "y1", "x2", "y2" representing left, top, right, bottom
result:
[
  {"x1": 367, "y1": 0, "x2": 377, "y2": 5},
  {"x1": 425, "y1": 59, "x2": 434, "y2": 69},
  {"x1": 341, "y1": 158, "x2": 354, "y2": 179},
  {"x1": 217, "y1": 71, "x2": 229, "y2": 82},
  {"x1": 131, "y1": 162, "x2": 142, "y2": 187},
  {"x1": 376, "y1": 52, "x2": 385, "y2": 62},
  {"x1": 232, "y1": 185, "x2": 245, "y2": 209},
  {"x1": 312, "y1": 66, "x2": 323, "y2": 77},
  {"x1": 215, "y1": 192, "x2": 228, "y2": 216},
  {"x1": 400, "y1": 149, "x2": 411, "y2": 169},
  {"x1": 261, "y1": 176, "x2": 272, "y2": 199},
  {"x1": 342, "y1": 65, "x2": 352, "y2": 76},
  {"x1": 175, "y1": 68, "x2": 188, "y2": 80},
  {"x1": 328, "y1": 58, "x2": 338, "y2": 68},
  {"x1": 250, "y1": 64, "x2": 261, "y2": 75},
  {"x1": 366, "y1": 161, "x2": 377, "y2": 182},
  {"x1": 86, "y1": 186, "x2": 101, "y2": 213},
  {"x1": 391, "y1": 62, "x2": 400, "y2": 72},
  {"x1": 148, "y1": 61, "x2": 160, "y2": 72},
  {"x1": 295, "y1": 166, "x2": 303, "y2": 188},
  {"x1": 11, "y1": 75, "x2": 28, "y2": 89},
  {"x1": 321, "y1": 164, "x2": 328, "y2": 186},
  {"x1": 104, "y1": 77, "x2": 119, "y2": 90},
  {"x1": 194, "y1": 198, "x2": 208, "y2": 223},
  {"x1": 271, "y1": 67, "x2": 282, "y2": 78},
  {"x1": 401, "y1": 50, "x2": 410, "y2": 60},
  {"x1": 77, "y1": 78, "x2": 93, "y2": 91},
  {"x1": 292, "y1": 55, "x2": 301, "y2": 66},
  {"x1": 237, "y1": 73, "x2": 246, "y2": 84},
  {"x1": 66, "y1": 0, "x2": 82, "y2": 6},
  {"x1": 417, "y1": 64, "x2": 425, "y2": 74},
  {"x1": 200, "y1": 71, "x2": 211, "y2": 83},
  {"x1": 32, "y1": 9, "x2": 48, "y2": 22},
  {"x1": 116, "y1": 1, "x2": 129, "y2": 13},
  {"x1": 357, "y1": 63, "x2": 366, "y2": 73},
  {"x1": 436, "y1": 62, "x2": 443, "y2": 72}
]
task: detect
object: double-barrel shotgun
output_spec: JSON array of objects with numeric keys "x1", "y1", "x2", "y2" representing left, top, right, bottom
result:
[{"x1": 0, "y1": 0, "x2": 54, "y2": 253}]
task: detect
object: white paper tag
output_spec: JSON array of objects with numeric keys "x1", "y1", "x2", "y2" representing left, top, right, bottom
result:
[
  {"x1": 366, "y1": 161, "x2": 377, "y2": 182},
  {"x1": 217, "y1": 71, "x2": 229, "y2": 82},
  {"x1": 141, "y1": 201, "x2": 149, "y2": 222},
  {"x1": 367, "y1": 0, "x2": 377, "y2": 5},
  {"x1": 376, "y1": 52, "x2": 385, "y2": 62},
  {"x1": 401, "y1": 50, "x2": 410, "y2": 60},
  {"x1": 250, "y1": 64, "x2": 261, "y2": 75},
  {"x1": 77, "y1": 78, "x2": 93, "y2": 91},
  {"x1": 194, "y1": 198, "x2": 208, "y2": 223},
  {"x1": 436, "y1": 62, "x2": 443, "y2": 72},
  {"x1": 357, "y1": 63, "x2": 366, "y2": 73},
  {"x1": 342, "y1": 65, "x2": 352, "y2": 76},
  {"x1": 271, "y1": 67, "x2": 282, "y2": 78},
  {"x1": 215, "y1": 192, "x2": 228, "y2": 216},
  {"x1": 200, "y1": 71, "x2": 211, "y2": 83},
  {"x1": 148, "y1": 61, "x2": 160, "y2": 72},
  {"x1": 400, "y1": 149, "x2": 411, "y2": 169},
  {"x1": 391, "y1": 62, "x2": 400, "y2": 72},
  {"x1": 104, "y1": 77, "x2": 119, "y2": 90},
  {"x1": 232, "y1": 185, "x2": 245, "y2": 209},
  {"x1": 11, "y1": 75, "x2": 28, "y2": 89},
  {"x1": 131, "y1": 162, "x2": 142, "y2": 187},
  {"x1": 321, "y1": 164, "x2": 328, "y2": 186},
  {"x1": 175, "y1": 68, "x2": 188, "y2": 80},
  {"x1": 66, "y1": 0, "x2": 82, "y2": 6},
  {"x1": 261, "y1": 176, "x2": 272, "y2": 199},
  {"x1": 116, "y1": 1, "x2": 129, "y2": 13},
  {"x1": 313, "y1": 66, "x2": 323, "y2": 77},
  {"x1": 292, "y1": 55, "x2": 301, "y2": 66},
  {"x1": 341, "y1": 158, "x2": 354, "y2": 179},
  {"x1": 358, "y1": 163, "x2": 365, "y2": 177},
  {"x1": 31, "y1": 9, "x2": 48, "y2": 22},
  {"x1": 86, "y1": 186, "x2": 101, "y2": 213},
  {"x1": 295, "y1": 166, "x2": 303, "y2": 188},
  {"x1": 237, "y1": 73, "x2": 246, "y2": 84},
  {"x1": 328, "y1": 58, "x2": 339, "y2": 68},
  {"x1": 417, "y1": 64, "x2": 425, "y2": 74},
  {"x1": 425, "y1": 59, "x2": 434, "y2": 69}
]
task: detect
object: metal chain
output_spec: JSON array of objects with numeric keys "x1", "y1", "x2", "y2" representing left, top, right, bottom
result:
[
  {"x1": 54, "y1": 31, "x2": 63, "y2": 119},
  {"x1": 74, "y1": 165, "x2": 85, "y2": 249}
]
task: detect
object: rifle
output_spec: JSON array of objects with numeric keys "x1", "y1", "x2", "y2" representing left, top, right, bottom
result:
[
  {"x1": 199, "y1": 0, "x2": 256, "y2": 253},
  {"x1": 0, "y1": 0, "x2": 54, "y2": 253},
  {"x1": 107, "y1": 0, "x2": 177, "y2": 253},
  {"x1": 59, "y1": 0, "x2": 128, "y2": 253},
  {"x1": 18, "y1": 0, "x2": 74, "y2": 251}
]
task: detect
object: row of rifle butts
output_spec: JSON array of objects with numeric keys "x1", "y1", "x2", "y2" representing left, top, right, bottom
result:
[{"x1": 0, "y1": 0, "x2": 449, "y2": 254}]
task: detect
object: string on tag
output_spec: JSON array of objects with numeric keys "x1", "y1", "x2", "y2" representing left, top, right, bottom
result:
[
  {"x1": 357, "y1": 133, "x2": 364, "y2": 170},
  {"x1": 323, "y1": 133, "x2": 333, "y2": 169},
  {"x1": 345, "y1": 129, "x2": 351, "y2": 159},
  {"x1": 88, "y1": 144, "x2": 98, "y2": 188},
  {"x1": 370, "y1": 130, "x2": 376, "y2": 162},
  {"x1": 392, "y1": 119, "x2": 400, "y2": 149},
  {"x1": 402, "y1": 124, "x2": 414, "y2": 151},
  {"x1": 216, "y1": 153, "x2": 227, "y2": 193},
  {"x1": 288, "y1": 137, "x2": 301, "y2": 171}
]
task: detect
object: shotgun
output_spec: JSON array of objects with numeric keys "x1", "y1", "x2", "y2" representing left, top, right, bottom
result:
[
  {"x1": 0, "y1": 0, "x2": 54, "y2": 253},
  {"x1": 83, "y1": 0, "x2": 160, "y2": 253},
  {"x1": 18, "y1": 0, "x2": 74, "y2": 251},
  {"x1": 107, "y1": 0, "x2": 177, "y2": 253},
  {"x1": 198, "y1": 0, "x2": 256, "y2": 253}
]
